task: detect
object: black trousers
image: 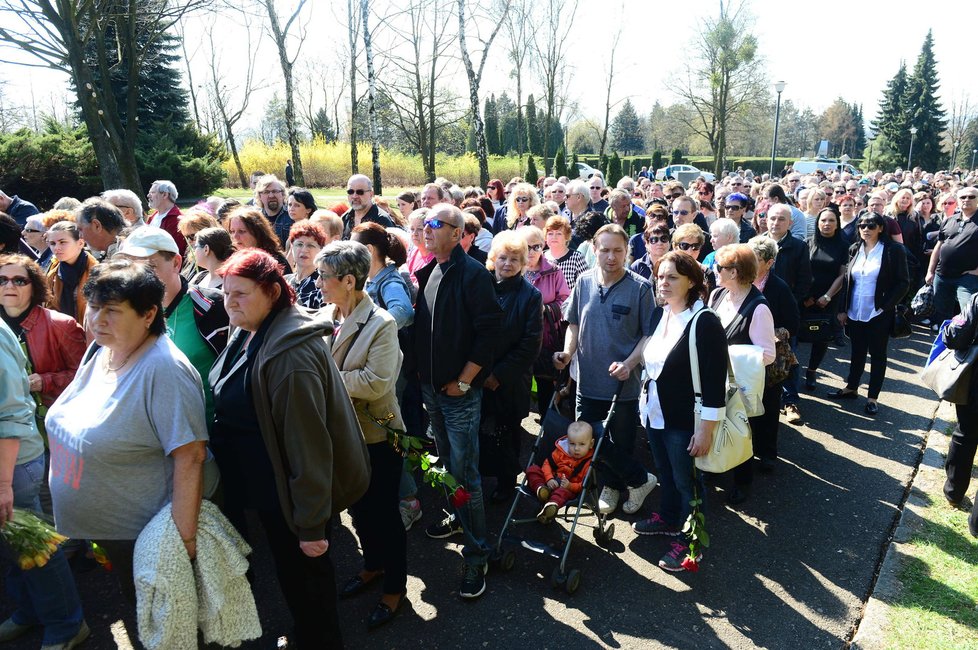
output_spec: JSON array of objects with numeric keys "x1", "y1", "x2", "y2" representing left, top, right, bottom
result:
[
  {"x1": 845, "y1": 311, "x2": 891, "y2": 400},
  {"x1": 735, "y1": 381, "x2": 782, "y2": 487},
  {"x1": 349, "y1": 441, "x2": 408, "y2": 596}
]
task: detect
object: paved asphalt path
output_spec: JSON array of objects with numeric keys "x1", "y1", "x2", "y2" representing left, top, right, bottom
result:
[{"x1": 1, "y1": 325, "x2": 940, "y2": 649}]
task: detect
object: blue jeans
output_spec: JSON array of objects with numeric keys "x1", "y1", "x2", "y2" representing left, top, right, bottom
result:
[
  {"x1": 782, "y1": 336, "x2": 800, "y2": 407},
  {"x1": 933, "y1": 273, "x2": 978, "y2": 322},
  {"x1": 646, "y1": 426, "x2": 703, "y2": 529},
  {"x1": 4, "y1": 454, "x2": 84, "y2": 645},
  {"x1": 421, "y1": 385, "x2": 489, "y2": 566}
]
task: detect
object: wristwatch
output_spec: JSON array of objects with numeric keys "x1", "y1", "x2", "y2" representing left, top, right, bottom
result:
[
  {"x1": 822, "y1": 295, "x2": 830, "y2": 302},
  {"x1": 457, "y1": 380, "x2": 471, "y2": 393}
]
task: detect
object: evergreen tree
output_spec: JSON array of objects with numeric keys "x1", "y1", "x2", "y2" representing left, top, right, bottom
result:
[
  {"x1": 905, "y1": 30, "x2": 947, "y2": 170},
  {"x1": 651, "y1": 150, "x2": 663, "y2": 173},
  {"x1": 852, "y1": 104, "x2": 866, "y2": 155},
  {"x1": 570, "y1": 152, "x2": 579, "y2": 179},
  {"x1": 870, "y1": 62, "x2": 911, "y2": 169},
  {"x1": 610, "y1": 99, "x2": 644, "y2": 155},
  {"x1": 484, "y1": 95, "x2": 500, "y2": 156},
  {"x1": 526, "y1": 155, "x2": 539, "y2": 185},
  {"x1": 670, "y1": 148, "x2": 684, "y2": 165},
  {"x1": 547, "y1": 120, "x2": 563, "y2": 163},
  {"x1": 309, "y1": 107, "x2": 336, "y2": 142},
  {"x1": 600, "y1": 153, "x2": 609, "y2": 180},
  {"x1": 554, "y1": 146, "x2": 567, "y2": 178},
  {"x1": 526, "y1": 94, "x2": 542, "y2": 156},
  {"x1": 608, "y1": 152, "x2": 623, "y2": 187}
]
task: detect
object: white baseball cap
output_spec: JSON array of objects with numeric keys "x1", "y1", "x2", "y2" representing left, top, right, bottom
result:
[{"x1": 118, "y1": 225, "x2": 179, "y2": 257}]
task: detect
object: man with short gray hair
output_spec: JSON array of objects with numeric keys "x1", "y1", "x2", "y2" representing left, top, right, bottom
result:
[
  {"x1": 341, "y1": 174, "x2": 395, "y2": 240},
  {"x1": 101, "y1": 189, "x2": 145, "y2": 227},
  {"x1": 147, "y1": 179, "x2": 187, "y2": 256},
  {"x1": 76, "y1": 198, "x2": 126, "y2": 258}
]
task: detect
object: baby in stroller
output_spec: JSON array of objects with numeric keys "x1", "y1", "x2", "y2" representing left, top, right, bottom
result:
[{"x1": 525, "y1": 421, "x2": 595, "y2": 524}]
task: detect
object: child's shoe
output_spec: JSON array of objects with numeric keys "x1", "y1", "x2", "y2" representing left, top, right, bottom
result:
[
  {"x1": 536, "y1": 485, "x2": 551, "y2": 503},
  {"x1": 536, "y1": 502, "x2": 558, "y2": 524}
]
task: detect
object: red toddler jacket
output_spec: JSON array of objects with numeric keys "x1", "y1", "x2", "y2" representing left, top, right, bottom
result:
[{"x1": 542, "y1": 436, "x2": 593, "y2": 495}]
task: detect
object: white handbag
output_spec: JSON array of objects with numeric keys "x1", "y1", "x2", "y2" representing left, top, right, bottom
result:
[
  {"x1": 726, "y1": 344, "x2": 766, "y2": 417},
  {"x1": 688, "y1": 309, "x2": 753, "y2": 474}
]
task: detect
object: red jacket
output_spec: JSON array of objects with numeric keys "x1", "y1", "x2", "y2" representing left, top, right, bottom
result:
[
  {"x1": 21, "y1": 305, "x2": 86, "y2": 406},
  {"x1": 542, "y1": 435, "x2": 593, "y2": 495},
  {"x1": 149, "y1": 205, "x2": 187, "y2": 257}
]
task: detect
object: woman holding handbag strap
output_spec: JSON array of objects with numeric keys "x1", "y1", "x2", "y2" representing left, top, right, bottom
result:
[
  {"x1": 710, "y1": 242, "x2": 781, "y2": 506},
  {"x1": 633, "y1": 251, "x2": 727, "y2": 572},
  {"x1": 938, "y1": 294, "x2": 978, "y2": 538}
]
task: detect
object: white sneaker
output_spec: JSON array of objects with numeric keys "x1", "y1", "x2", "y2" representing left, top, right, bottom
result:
[
  {"x1": 622, "y1": 473, "x2": 659, "y2": 514},
  {"x1": 399, "y1": 498, "x2": 422, "y2": 531},
  {"x1": 597, "y1": 486, "x2": 621, "y2": 514}
]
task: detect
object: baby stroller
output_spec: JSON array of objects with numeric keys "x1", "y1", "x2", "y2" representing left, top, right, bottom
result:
[{"x1": 489, "y1": 380, "x2": 624, "y2": 594}]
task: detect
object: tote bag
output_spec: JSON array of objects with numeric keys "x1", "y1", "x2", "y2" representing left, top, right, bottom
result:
[
  {"x1": 727, "y1": 344, "x2": 766, "y2": 417},
  {"x1": 688, "y1": 309, "x2": 753, "y2": 474}
]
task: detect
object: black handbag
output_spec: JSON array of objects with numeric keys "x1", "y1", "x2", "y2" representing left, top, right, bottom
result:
[
  {"x1": 890, "y1": 305, "x2": 912, "y2": 339},
  {"x1": 797, "y1": 315, "x2": 834, "y2": 343}
]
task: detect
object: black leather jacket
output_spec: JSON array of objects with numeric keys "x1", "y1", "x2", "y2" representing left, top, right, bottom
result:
[{"x1": 839, "y1": 240, "x2": 910, "y2": 315}]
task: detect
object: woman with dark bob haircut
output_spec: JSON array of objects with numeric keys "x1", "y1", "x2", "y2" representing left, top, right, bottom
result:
[
  {"x1": 633, "y1": 251, "x2": 727, "y2": 573},
  {"x1": 45, "y1": 259, "x2": 212, "y2": 611},
  {"x1": 224, "y1": 206, "x2": 292, "y2": 273},
  {"x1": 209, "y1": 249, "x2": 369, "y2": 648}
]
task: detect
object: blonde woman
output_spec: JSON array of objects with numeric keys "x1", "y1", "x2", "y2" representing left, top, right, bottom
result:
[
  {"x1": 505, "y1": 183, "x2": 540, "y2": 230},
  {"x1": 803, "y1": 188, "x2": 828, "y2": 241}
]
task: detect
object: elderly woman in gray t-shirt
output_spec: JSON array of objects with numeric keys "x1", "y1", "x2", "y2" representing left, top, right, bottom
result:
[{"x1": 45, "y1": 260, "x2": 210, "y2": 604}]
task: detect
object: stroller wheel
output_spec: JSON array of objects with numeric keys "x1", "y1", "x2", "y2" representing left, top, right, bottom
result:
[
  {"x1": 500, "y1": 550, "x2": 516, "y2": 572},
  {"x1": 550, "y1": 567, "x2": 565, "y2": 589},
  {"x1": 593, "y1": 522, "x2": 615, "y2": 546},
  {"x1": 565, "y1": 568, "x2": 582, "y2": 594}
]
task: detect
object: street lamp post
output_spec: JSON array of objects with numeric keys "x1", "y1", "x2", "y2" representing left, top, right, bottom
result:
[
  {"x1": 907, "y1": 126, "x2": 918, "y2": 169},
  {"x1": 952, "y1": 140, "x2": 960, "y2": 169},
  {"x1": 769, "y1": 81, "x2": 786, "y2": 178},
  {"x1": 972, "y1": 149, "x2": 977, "y2": 170}
]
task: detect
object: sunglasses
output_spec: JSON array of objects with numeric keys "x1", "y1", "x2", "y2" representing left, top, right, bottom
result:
[
  {"x1": 715, "y1": 265, "x2": 734, "y2": 272},
  {"x1": 697, "y1": 190, "x2": 711, "y2": 195},
  {"x1": 668, "y1": 193, "x2": 683, "y2": 199},
  {"x1": 724, "y1": 205, "x2": 744, "y2": 211},
  {"x1": 347, "y1": 188, "x2": 369, "y2": 195},
  {"x1": 514, "y1": 197, "x2": 531, "y2": 203},
  {"x1": 527, "y1": 243, "x2": 544, "y2": 252},
  {"x1": 857, "y1": 222, "x2": 879, "y2": 230},
  {"x1": 423, "y1": 218, "x2": 458, "y2": 230},
  {"x1": 645, "y1": 235, "x2": 670, "y2": 244},
  {"x1": 959, "y1": 195, "x2": 978, "y2": 200},
  {"x1": 0, "y1": 275, "x2": 30, "y2": 287},
  {"x1": 185, "y1": 234, "x2": 196, "y2": 243},
  {"x1": 589, "y1": 187, "x2": 602, "y2": 191},
  {"x1": 671, "y1": 209, "x2": 690, "y2": 216},
  {"x1": 22, "y1": 228, "x2": 44, "y2": 234},
  {"x1": 678, "y1": 242, "x2": 702, "y2": 251}
]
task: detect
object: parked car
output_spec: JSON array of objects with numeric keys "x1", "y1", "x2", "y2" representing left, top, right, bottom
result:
[
  {"x1": 655, "y1": 164, "x2": 716, "y2": 183},
  {"x1": 792, "y1": 157, "x2": 861, "y2": 176},
  {"x1": 576, "y1": 162, "x2": 600, "y2": 180}
]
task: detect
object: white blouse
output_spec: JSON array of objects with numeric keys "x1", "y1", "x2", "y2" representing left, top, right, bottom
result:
[{"x1": 848, "y1": 242, "x2": 883, "y2": 323}]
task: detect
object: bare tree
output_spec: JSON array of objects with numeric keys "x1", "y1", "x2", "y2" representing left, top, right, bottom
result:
[
  {"x1": 346, "y1": 0, "x2": 361, "y2": 174},
  {"x1": 673, "y1": 1, "x2": 765, "y2": 176},
  {"x1": 503, "y1": 0, "x2": 532, "y2": 162},
  {"x1": 177, "y1": 20, "x2": 203, "y2": 129},
  {"x1": 379, "y1": 0, "x2": 458, "y2": 181},
  {"x1": 457, "y1": 0, "x2": 512, "y2": 188},
  {"x1": 946, "y1": 95, "x2": 973, "y2": 167},
  {"x1": 597, "y1": 30, "x2": 622, "y2": 162},
  {"x1": 532, "y1": 0, "x2": 577, "y2": 174},
  {"x1": 361, "y1": 0, "x2": 382, "y2": 194},
  {"x1": 0, "y1": 0, "x2": 208, "y2": 194},
  {"x1": 260, "y1": 0, "x2": 309, "y2": 186},
  {"x1": 204, "y1": 12, "x2": 265, "y2": 188}
]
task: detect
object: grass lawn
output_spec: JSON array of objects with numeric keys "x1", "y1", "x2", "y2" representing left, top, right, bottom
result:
[{"x1": 884, "y1": 426, "x2": 978, "y2": 650}]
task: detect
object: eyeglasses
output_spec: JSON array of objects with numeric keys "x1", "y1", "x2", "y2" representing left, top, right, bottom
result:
[
  {"x1": 697, "y1": 190, "x2": 711, "y2": 195},
  {"x1": 423, "y1": 218, "x2": 458, "y2": 230},
  {"x1": 715, "y1": 265, "x2": 734, "y2": 272},
  {"x1": 22, "y1": 228, "x2": 43, "y2": 234},
  {"x1": 514, "y1": 197, "x2": 531, "y2": 203},
  {"x1": 669, "y1": 193, "x2": 683, "y2": 199},
  {"x1": 671, "y1": 209, "x2": 690, "y2": 216},
  {"x1": 645, "y1": 235, "x2": 670, "y2": 244},
  {"x1": 259, "y1": 189, "x2": 284, "y2": 196},
  {"x1": 527, "y1": 243, "x2": 544, "y2": 252},
  {"x1": 857, "y1": 222, "x2": 879, "y2": 230},
  {"x1": 724, "y1": 205, "x2": 744, "y2": 211},
  {"x1": 347, "y1": 188, "x2": 369, "y2": 196},
  {"x1": 677, "y1": 242, "x2": 702, "y2": 251},
  {"x1": 730, "y1": 183, "x2": 744, "y2": 187},
  {"x1": 315, "y1": 273, "x2": 342, "y2": 283},
  {"x1": 291, "y1": 241, "x2": 321, "y2": 249},
  {"x1": 0, "y1": 275, "x2": 30, "y2": 287}
]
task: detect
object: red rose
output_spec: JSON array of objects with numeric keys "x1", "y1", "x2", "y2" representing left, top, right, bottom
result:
[
  {"x1": 450, "y1": 487, "x2": 471, "y2": 508},
  {"x1": 681, "y1": 556, "x2": 700, "y2": 573}
]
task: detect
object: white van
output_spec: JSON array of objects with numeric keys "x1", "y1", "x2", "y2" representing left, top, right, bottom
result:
[{"x1": 792, "y1": 157, "x2": 861, "y2": 176}]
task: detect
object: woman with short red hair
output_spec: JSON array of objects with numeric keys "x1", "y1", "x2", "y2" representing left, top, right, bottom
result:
[
  {"x1": 209, "y1": 249, "x2": 370, "y2": 648},
  {"x1": 285, "y1": 221, "x2": 328, "y2": 309}
]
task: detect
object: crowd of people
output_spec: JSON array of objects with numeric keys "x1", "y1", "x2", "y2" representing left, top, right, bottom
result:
[{"x1": 0, "y1": 158, "x2": 977, "y2": 648}]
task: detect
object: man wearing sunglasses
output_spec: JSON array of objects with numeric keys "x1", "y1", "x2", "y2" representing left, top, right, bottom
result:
[
  {"x1": 413, "y1": 203, "x2": 501, "y2": 600},
  {"x1": 588, "y1": 176, "x2": 609, "y2": 214},
  {"x1": 0, "y1": 189, "x2": 39, "y2": 229},
  {"x1": 927, "y1": 187, "x2": 978, "y2": 324},
  {"x1": 340, "y1": 174, "x2": 395, "y2": 241}
]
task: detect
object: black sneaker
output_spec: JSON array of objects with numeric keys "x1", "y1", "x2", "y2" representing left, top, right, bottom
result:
[
  {"x1": 459, "y1": 563, "x2": 487, "y2": 599},
  {"x1": 632, "y1": 512, "x2": 681, "y2": 536},
  {"x1": 425, "y1": 512, "x2": 462, "y2": 539}
]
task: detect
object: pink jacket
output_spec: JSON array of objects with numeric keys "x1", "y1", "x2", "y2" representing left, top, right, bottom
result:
[{"x1": 529, "y1": 256, "x2": 570, "y2": 307}]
